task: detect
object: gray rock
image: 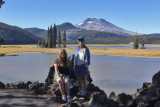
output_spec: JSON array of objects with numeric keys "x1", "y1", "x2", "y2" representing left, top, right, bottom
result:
[
  {"x1": 109, "y1": 91, "x2": 116, "y2": 100},
  {"x1": 14, "y1": 81, "x2": 27, "y2": 89},
  {"x1": 29, "y1": 81, "x2": 40, "y2": 91},
  {"x1": 154, "y1": 101, "x2": 160, "y2": 107},
  {"x1": 5, "y1": 83, "x2": 16, "y2": 88},
  {"x1": 152, "y1": 71, "x2": 160, "y2": 86},
  {"x1": 34, "y1": 87, "x2": 46, "y2": 95},
  {"x1": 106, "y1": 99, "x2": 118, "y2": 107},
  {"x1": 61, "y1": 102, "x2": 79, "y2": 107},
  {"x1": 116, "y1": 93, "x2": 133, "y2": 107},
  {"x1": 26, "y1": 81, "x2": 32, "y2": 89},
  {"x1": 0, "y1": 81, "x2": 5, "y2": 89},
  {"x1": 87, "y1": 92, "x2": 107, "y2": 107},
  {"x1": 142, "y1": 82, "x2": 151, "y2": 89}
]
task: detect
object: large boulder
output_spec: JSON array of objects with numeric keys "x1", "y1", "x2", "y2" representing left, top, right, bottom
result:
[
  {"x1": 28, "y1": 81, "x2": 47, "y2": 95},
  {"x1": 116, "y1": 93, "x2": 133, "y2": 107},
  {"x1": 109, "y1": 91, "x2": 116, "y2": 101},
  {"x1": 154, "y1": 101, "x2": 160, "y2": 107},
  {"x1": 132, "y1": 71, "x2": 160, "y2": 107},
  {"x1": 45, "y1": 66, "x2": 55, "y2": 86},
  {"x1": 5, "y1": 83, "x2": 16, "y2": 88},
  {"x1": 152, "y1": 71, "x2": 160, "y2": 86},
  {"x1": 14, "y1": 81, "x2": 27, "y2": 89},
  {"x1": 87, "y1": 91, "x2": 108, "y2": 107},
  {"x1": 29, "y1": 81, "x2": 40, "y2": 91},
  {"x1": 0, "y1": 81, "x2": 5, "y2": 89}
]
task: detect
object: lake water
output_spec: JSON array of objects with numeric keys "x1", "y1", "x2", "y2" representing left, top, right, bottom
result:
[
  {"x1": 68, "y1": 46, "x2": 160, "y2": 49},
  {"x1": 0, "y1": 53, "x2": 160, "y2": 95}
]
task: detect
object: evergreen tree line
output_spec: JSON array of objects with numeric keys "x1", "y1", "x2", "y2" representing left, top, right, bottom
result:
[{"x1": 38, "y1": 24, "x2": 67, "y2": 48}]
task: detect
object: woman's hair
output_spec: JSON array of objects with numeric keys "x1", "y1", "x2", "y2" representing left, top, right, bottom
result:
[{"x1": 57, "y1": 49, "x2": 70, "y2": 68}]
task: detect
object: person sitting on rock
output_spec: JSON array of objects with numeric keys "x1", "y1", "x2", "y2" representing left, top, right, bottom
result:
[
  {"x1": 74, "y1": 36, "x2": 90, "y2": 96},
  {"x1": 54, "y1": 49, "x2": 71, "y2": 103}
]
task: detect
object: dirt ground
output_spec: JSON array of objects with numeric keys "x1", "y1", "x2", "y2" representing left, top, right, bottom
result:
[{"x1": 0, "y1": 89, "x2": 59, "y2": 107}]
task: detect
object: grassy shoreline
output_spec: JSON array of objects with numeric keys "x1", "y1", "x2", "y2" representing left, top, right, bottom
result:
[
  {"x1": 0, "y1": 53, "x2": 5, "y2": 57},
  {"x1": 2, "y1": 44, "x2": 160, "y2": 47},
  {"x1": 1, "y1": 44, "x2": 160, "y2": 58}
]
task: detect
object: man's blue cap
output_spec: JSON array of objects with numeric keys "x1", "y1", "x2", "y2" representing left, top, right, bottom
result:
[{"x1": 77, "y1": 36, "x2": 85, "y2": 41}]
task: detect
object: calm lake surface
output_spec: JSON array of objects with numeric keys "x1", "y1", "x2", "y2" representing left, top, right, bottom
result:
[{"x1": 0, "y1": 53, "x2": 160, "y2": 95}]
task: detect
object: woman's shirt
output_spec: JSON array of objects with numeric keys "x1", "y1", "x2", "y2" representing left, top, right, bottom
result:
[
  {"x1": 77, "y1": 48, "x2": 86, "y2": 65},
  {"x1": 74, "y1": 46, "x2": 90, "y2": 68},
  {"x1": 54, "y1": 58, "x2": 70, "y2": 75}
]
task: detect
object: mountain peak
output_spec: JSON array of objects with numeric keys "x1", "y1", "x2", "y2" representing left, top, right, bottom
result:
[
  {"x1": 76, "y1": 18, "x2": 137, "y2": 36},
  {"x1": 57, "y1": 22, "x2": 78, "y2": 30}
]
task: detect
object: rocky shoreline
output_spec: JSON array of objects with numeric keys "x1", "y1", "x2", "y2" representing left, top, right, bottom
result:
[{"x1": 1, "y1": 69, "x2": 160, "y2": 107}]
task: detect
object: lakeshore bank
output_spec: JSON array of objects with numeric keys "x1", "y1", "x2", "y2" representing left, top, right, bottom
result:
[{"x1": 1, "y1": 45, "x2": 160, "y2": 58}]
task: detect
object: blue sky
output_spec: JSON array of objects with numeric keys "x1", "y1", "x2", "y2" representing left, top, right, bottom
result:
[{"x1": 0, "y1": 0, "x2": 160, "y2": 34}]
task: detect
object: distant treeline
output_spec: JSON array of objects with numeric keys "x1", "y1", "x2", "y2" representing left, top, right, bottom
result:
[{"x1": 67, "y1": 30, "x2": 160, "y2": 44}]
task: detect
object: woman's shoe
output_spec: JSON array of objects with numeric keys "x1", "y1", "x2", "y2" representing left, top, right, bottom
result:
[
  {"x1": 62, "y1": 95, "x2": 67, "y2": 101},
  {"x1": 67, "y1": 96, "x2": 71, "y2": 103}
]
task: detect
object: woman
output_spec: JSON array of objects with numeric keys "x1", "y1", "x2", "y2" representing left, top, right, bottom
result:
[
  {"x1": 54, "y1": 49, "x2": 71, "y2": 102},
  {"x1": 74, "y1": 36, "x2": 90, "y2": 96}
]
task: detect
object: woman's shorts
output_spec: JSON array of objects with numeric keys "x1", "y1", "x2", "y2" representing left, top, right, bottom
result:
[
  {"x1": 54, "y1": 74, "x2": 70, "y2": 81},
  {"x1": 74, "y1": 64, "x2": 89, "y2": 77}
]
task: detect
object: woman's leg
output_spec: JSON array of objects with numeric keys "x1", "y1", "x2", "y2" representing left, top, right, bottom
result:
[
  {"x1": 64, "y1": 77, "x2": 71, "y2": 102},
  {"x1": 57, "y1": 78, "x2": 65, "y2": 95},
  {"x1": 82, "y1": 75, "x2": 88, "y2": 91},
  {"x1": 64, "y1": 78, "x2": 70, "y2": 96},
  {"x1": 77, "y1": 76, "x2": 83, "y2": 90}
]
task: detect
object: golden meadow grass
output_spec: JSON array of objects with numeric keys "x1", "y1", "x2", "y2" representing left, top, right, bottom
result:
[
  {"x1": 67, "y1": 44, "x2": 160, "y2": 47},
  {"x1": 90, "y1": 49, "x2": 160, "y2": 58},
  {"x1": 2, "y1": 44, "x2": 160, "y2": 47},
  {"x1": 1, "y1": 44, "x2": 160, "y2": 58}
]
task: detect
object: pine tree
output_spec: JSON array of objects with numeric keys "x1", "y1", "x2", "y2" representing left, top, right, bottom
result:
[
  {"x1": 46, "y1": 27, "x2": 49, "y2": 46},
  {"x1": 141, "y1": 39, "x2": 145, "y2": 49},
  {"x1": 53, "y1": 24, "x2": 57, "y2": 48},
  {"x1": 47, "y1": 27, "x2": 50, "y2": 48},
  {"x1": 45, "y1": 41, "x2": 48, "y2": 48},
  {"x1": 133, "y1": 36, "x2": 139, "y2": 49},
  {"x1": 38, "y1": 40, "x2": 41, "y2": 47},
  {"x1": 63, "y1": 30, "x2": 67, "y2": 48},
  {"x1": 57, "y1": 29, "x2": 61, "y2": 48},
  {"x1": 50, "y1": 25, "x2": 54, "y2": 48},
  {"x1": 41, "y1": 40, "x2": 45, "y2": 48},
  {"x1": 48, "y1": 25, "x2": 53, "y2": 48}
]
